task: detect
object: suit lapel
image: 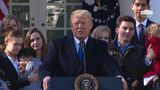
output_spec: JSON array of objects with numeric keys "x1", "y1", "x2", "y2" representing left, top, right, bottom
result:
[
  {"x1": 63, "y1": 36, "x2": 98, "y2": 75},
  {"x1": 1, "y1": 53, "x2": 19, "y2": 81},
  {"x1": 132, "y1": 19, "x2": 154, "y2": 44},
  {"x1": 64, "y1": 35, "x2": 81, "y2": 75},
  {"x1": 85, "y1": 37, "x2": 97, "y2": 67}
]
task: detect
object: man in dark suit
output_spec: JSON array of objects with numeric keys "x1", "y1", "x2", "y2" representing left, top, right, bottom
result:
[
  {"x1": 39, "y1": 9, "x2": 124, "y2": 90},
  {"x1": 130, "y1": 0, "x2": 154, "y2": 46}
]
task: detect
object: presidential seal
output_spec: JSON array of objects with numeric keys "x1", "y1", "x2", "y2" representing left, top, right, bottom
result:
[{"x1": 74, "y1": 73, "x2": 98, "y2": 90}]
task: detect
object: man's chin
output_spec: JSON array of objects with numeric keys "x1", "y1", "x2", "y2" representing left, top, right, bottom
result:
[
  {"x1": 12, "y1": 53, "x2": 19, "y2": 56},
  {"x1": 137, "y1": 15, "x2": 143, "y2": 18},
  {"x1": 123, "y1": 39, "x2": 131, "y2": 42},
  {"x1": 77, "y1": 36, "x2": 85, "y2": 40}
]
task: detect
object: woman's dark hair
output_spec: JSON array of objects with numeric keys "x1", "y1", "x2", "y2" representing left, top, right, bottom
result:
[{"x1": 18, "y1": 47, "x2": 36, "y2": 58}]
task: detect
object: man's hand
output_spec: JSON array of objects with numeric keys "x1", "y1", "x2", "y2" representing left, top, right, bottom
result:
[
  {"x1": 117, "y1": 75, "x2": 128, "y2": 90},
  {"x1": 18, "y1": 61, "x2": 27, "y2": 76},
  {"x1": 43, "y1": 76, "x2": 51, "y2": 90}
]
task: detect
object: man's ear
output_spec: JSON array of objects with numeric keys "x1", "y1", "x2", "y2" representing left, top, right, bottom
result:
[
  {"x1": 130, "y1": 4, "x2": 134, "y2": 10},
  {"x1": 115, "y1": 27, "x2": 119, "y2": 33},
  {"x1": 4, "y1": 37, "x2": 8, "y2": 46},
  {"x1": 90, "y1": 22, "x2": 93, "y2": 30}
]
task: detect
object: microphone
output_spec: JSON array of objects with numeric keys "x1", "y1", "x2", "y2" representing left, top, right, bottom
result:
[{"x1": 80, "y1": 40, "x2": 86, "y2": 73}]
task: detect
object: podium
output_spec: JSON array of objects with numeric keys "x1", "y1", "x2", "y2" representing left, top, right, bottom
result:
[{"x1": 48, "y1": 77, "x2": 124, "y2": 90}]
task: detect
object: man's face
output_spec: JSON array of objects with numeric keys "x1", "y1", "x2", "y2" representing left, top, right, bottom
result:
[
  {"x1": 5, "y1": 37, "x2": 23, "y2": 56},
  {"x1": 116, "y1": 21, "x2": 135, "y2": 43},
  {"x1": 71, "y1": 15, "x2": 92, "y2": 40},
  {"x1": 131, "y1": 0, "x2": 150, "y2": 19}
]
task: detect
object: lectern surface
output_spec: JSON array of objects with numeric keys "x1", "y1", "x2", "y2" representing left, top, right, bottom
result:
[{"x1": 48, "y1": 77, "x2": 123, "y2": 90}]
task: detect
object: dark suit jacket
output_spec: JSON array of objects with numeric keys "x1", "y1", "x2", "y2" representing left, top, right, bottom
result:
[
  {"x1": 0, "y1": 51, "x2": 30, "y2": 90},
  {"x1": 39, "y1": 35, "x2": 122, "y2": 80},
  {"x1": 132, "y1": 19, "x2": 154, "y2": 46}
]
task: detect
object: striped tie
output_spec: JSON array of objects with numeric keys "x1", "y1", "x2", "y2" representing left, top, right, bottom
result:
[
  {"x1": 139, "y1": 24, "x2": 145, "y2": 43},
  {"x1": 78, "y1": 41, "x2": 85, "y2": 61}
]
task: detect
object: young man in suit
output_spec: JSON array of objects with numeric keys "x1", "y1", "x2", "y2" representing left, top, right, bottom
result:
[
  {"x1": 0, "y1": 30, "x2": 38, "y2": 90},
  {"x1": 39, "y1": 9, "x2": 125, "y2": 90},
  {"x1": 130, "y1": 0, "x2": 154, "y2": 46}
]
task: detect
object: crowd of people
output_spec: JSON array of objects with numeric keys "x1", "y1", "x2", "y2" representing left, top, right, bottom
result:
[{"x1": 0, "y1": 0, "x2": 160, "y2": 90}]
